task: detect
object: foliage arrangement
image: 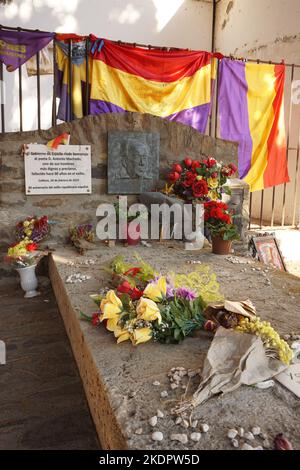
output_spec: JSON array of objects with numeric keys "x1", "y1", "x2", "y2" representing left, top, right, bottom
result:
[
  {"x1": 5, "y1": 239, "x2": 43, "y2": 268},
  {"x1": 235, "y1": 316, "x2": 292, "y2": 365},
  {"x1": 165, "y1": 156, "x2": 237, "y2": 203},
  {"x1": 15, "y1": 215, "x2": 50, "y2": 243},
  {"x1": 204, "y1": 200, "x2": 240, "y2": 241},
  {"x1": 82, "y1": 255, "x2": 207, "y2": 345}
]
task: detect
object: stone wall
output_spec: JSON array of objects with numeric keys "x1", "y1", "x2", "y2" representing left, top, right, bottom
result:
[{"x1": 0, "y1": 112, "x2": 238, "y2": 257}]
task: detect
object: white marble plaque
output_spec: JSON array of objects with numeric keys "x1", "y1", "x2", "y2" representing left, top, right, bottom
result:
[{"x1": 24, "y1": 144, "x2": 91, "y2": 195}]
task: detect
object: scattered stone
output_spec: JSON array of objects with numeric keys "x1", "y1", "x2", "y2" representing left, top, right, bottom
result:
[
  {"x1": 201, "y1": 423, "x2": 209, "y2": 433},
  {"x1": 190, "y1": 432, "x2": 201, "y2": 442},
  {"x1": 152, "y1": 431, "x2": 164, "y2": 442},
  {"x1": 191, "y1": 420, "x2": 198, "y2": 428},
  {"x1": 262, "y1": 439, "x2": 270, "y2": 448},
  {"x1": 135, "y1": 428, "x2": 143, "y2": 435},
  {"x1": 157, "y1": 409, "x2": 164, "y2": 419},
  {"x1": 153, "y1": 380, "x2": 161, "y2": 386},
  {"x1": 175, "y1": 417, "x2": 182, "y2": 425},
  {"x1": 254, "y1": 446, "x2": 263, "y2": 450},
  {"x1": 66, "y1": 273, "x2": 91, "y2": 283},
  {"x1": 260, "y1": 433, "x2": 268, "y2": 440},
  {"x1": 241, "y1": 443, "x2": 254, "y2": 450},
  {"x1": 181, "y1": 385, "x2": 187, "y2": 390},
  {"x1": 244, "y1": 431, "x2": 255, "y2": 441},
  {"x1": 181, "y1": 419, "x2": 189, "y2": 429},
  {"x1": 170, "y1": 383, "x2": 178, "y2": 390},
  {"x1": 252, "y1": 426, "x2": 261, "y2": 436},
  {"x1": 170, "y1": 433, "x2": 188, "y2": 444},
  {"x1": 231, "y1": 438, "x2": 239, "y2": 448},
  {"x1": 160, "y1": 390, "x2": 168, "y2": 398},
  {"x1": 228, "y1": 429, "x2": 238, "y2": 439},
  {"x1": 238, "y1": 427, "x2": 244, "y2": 437},
  {"x1": 149, "y1": 416, "x2": 158, "y2": 427}
]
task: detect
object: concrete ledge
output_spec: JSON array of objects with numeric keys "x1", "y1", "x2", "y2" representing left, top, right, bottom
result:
[{"x1": 48, "y1": 245, "x2": 300, "y2": 450}]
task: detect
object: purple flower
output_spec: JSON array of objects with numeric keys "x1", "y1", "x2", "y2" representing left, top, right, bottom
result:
[{"x1": 176, "y1": 287, "x2": 197, "y2": 301}]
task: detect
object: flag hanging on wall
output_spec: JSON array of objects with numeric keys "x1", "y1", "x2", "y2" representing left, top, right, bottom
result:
[
  {"x1": 89, "y1": 38, "x2": 216, "y2": 133},
  {"x1": 218, "y1": 58, "x2": 289, "y2": 192},
  {"x1": 0, "y1": 29, "x2": 54, "y2": 72}
]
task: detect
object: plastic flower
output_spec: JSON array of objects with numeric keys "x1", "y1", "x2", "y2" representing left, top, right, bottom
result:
[
  {"x1": 131, "y1": 327, "x2": 152, "y2": 345},
  {"x1": 143, "y1": 276, "x2": 167, "y2": 302},
  {"x1": 136, "y1": 297, "x2": 162, "y2": 324},
  {"x1": 176, "y1": 287, "x2": 197, "y2": 301},
  {"x1": 100, "y1": 290, "x2": 123, "y2": 331},
  {"x1": 192, "y1": 179, "x2": 209, "y2": 198},
  {"x1": 114, "y1": 325, "x2": 131, "y2": 344},
  {"x1": 207, "y1": 189, "x2": 219, "y2": 200},
  {"x1": 207, "y1": 177, "x2": 219, "y2": 189}
]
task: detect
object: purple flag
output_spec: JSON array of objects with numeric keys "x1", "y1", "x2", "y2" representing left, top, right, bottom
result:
[{"x1": 0, "y1": 29, "x2": 54, "y2": 71}]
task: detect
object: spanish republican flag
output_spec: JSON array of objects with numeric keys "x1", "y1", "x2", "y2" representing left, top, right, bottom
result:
[
  {"x1": 46, "y1": 132, "x2": 70, "y2": 149},
  {"x1": 218, "y1": 58, "x2": 289, "y2": 192},
  {"x1": 89, "y1": 38, "x2": 216, "y2": 133}
]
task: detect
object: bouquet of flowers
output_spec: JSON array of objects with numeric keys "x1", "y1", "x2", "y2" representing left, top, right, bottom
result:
[
  {"x1": 15, "y1": 215, "x2": 50, "y2": 243},
  {"x1": 69, "y1": 223, "x2": 95, "y2": 254},
  {"x1": 5, "y1": 239, "x2": 43, "y2": 268},
  {"x1": 166, "y1": 156, "x2": 237, "y2": 203},
  {"x1": 82, "y1": 256, "x2": 206, "y2": 345},
  {"x1": 204, "y1": 200, "x2": 240, "y2": 241}
]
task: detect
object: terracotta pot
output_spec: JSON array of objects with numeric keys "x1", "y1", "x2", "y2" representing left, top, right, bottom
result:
[{"x1": 211, "y1": 236, "x2": 232, "y2": 255}]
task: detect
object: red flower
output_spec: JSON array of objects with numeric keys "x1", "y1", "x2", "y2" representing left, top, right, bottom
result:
[
  {"x1": 92, "y1": 313, "x2": 100, "y2": 326},
  {"x1": 182, "y1": 171, "x2": 197, "y2": 188},
  {"x1": 172, "y1": 163, "x2": 182, "y2": 173},
  {"x1": 123, "y1": 267, "x2": 141, "y2": 277},
  {"x1": 207, "y1": 157, "x2": 217, "y2": 168},
  {"x1": 191, "y1": 160, "x2": 200, "y2": 170},
  {"x1": 117, "y1": 281, "x2": 143, "y2": 300},
  {"x1": 26, "y1": 243, "x2": 38, "y2": 252},
  {"x1": 229, "y1": 163, "x2": 237, "y2": 174},
  {"x1": 192, "y1": 179, "x2": 209, "y2": 198},
  {"x1": 211, "y1": 172, "x2": 218, "y2": 178},
  {"x1": 168, "y1": 171, "x2": 180, "y2": 182},
  {"x1": 184, "y1": 157, "x2": 192, "y2": 167}
]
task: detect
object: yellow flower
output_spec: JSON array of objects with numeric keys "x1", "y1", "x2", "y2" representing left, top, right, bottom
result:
[
  {"x1": 23, "y1": 220, "x2": 30, "y2": 227},
  {"x1": 131, "y1": 327, "x2": 152, "y2": 345},
  {"x1": 136, "y1": 297, "x2": 162, "y2": 324},
  {"x1": 207, "y1": 189, "x2": 219, "y2": 201},
  {"x1": 207, "y1": 177, "x2": 219, "y2": 189},
  {"x1": 114, "y1": 325, "x2": 130, "y2": 343},
  {"x1": 100, "y1": 290, "x2": 123, "y2": 326},
  {"x1": 196, "y1": 175, "x2": 203, "y2": 181},
  {"x1": 143, "y1": 277, "x2": 167, "y2": 302}
]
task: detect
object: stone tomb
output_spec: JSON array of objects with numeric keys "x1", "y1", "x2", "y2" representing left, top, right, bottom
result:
[{"x1": 49, "y1": 243, "x2": 300, "y2": 450}]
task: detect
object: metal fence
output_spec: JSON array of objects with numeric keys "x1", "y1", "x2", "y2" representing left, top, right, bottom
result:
[{"x1": 0, "y1": 24, "x2": 299, "y2": 229}]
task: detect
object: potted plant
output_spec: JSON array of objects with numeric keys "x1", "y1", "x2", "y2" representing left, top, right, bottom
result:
[
  {"x1": 204, "y1": 201, "x2": 240, "y2": 255},
  {"x1": 5, "y1": 239, "x2": 45, "y2": 298}
]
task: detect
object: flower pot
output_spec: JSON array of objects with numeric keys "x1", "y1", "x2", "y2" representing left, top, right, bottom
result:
[
  {"x1": 15, "y1": 264, "x2": 40, "y2": 298},
  {"x1": 124, "y1": 222, "x2": 141, "y2": 246},
  {"x1": 211, "y1": 236, "x2": 232, "y2": 255}
]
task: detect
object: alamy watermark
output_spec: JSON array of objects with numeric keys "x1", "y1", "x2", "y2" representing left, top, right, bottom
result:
[
  {"x1": 96, "y1": 196, "x2": 204, "y2": 250},
  {"x1": 0, "y1": 340, "x2": 6, "y2": 365}
]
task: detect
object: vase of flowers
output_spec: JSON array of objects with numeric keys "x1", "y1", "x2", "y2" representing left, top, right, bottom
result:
[
  {"x1": 204, "y1": 201, "x2": 240, "y2": 255},
  {"x1": 5, "y1": 239, "x2": 44, "y2": 298}
]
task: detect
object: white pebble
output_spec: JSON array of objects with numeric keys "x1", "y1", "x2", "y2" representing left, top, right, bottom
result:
[
  {"x1": 170, "y1": 383, "x2": 178, "y2": 390},
  {"x1": 228, "y1": 429, "x2": 238, "y2": 439},
  {"x1": 181, "y1": 419, "x2": 189, "y2": 429},
  {"x1": 252, "y1": 426, "x2": 261, "y2": 436},
  {"x1": 135, "y1": 428, "x2": 143, "y2": 435},
  {"x1": 153, "y1": 381, "x2": 160, "y2": 386},
  {"x1": 157, "y1": 409, "x2": 164, "y2": 419},
  {"x1": 242, "y1": 443, "x2": 253, "y2": 450},
  {"x1": 238, "y1": 427, "x2": 244, "y2": 437},
  {"x1": 170, "y1": 433, "x2": 188, "y2": 444},
  {"x1": 254, "y1": 446, "x2": 263, "y2": 451},
  {"x1": 191, "y1": 420, "x2": 198, "y2": 428},
  {"x1": 231, "y1": 438, "x2": 239, "y2": 448},
  {"x1": 152, "y1": 431, "x2": 163, "y2": 442},
  {"x1": 262, "y1": 439, "x2": 270, "y2": 448},
  {"x1": 190, "y1": 432, "x2": 201, "y2": 442},
  {"x1": 160, "y1": 390, "x2": 168, "y2": 398},
  {"x1": 201, "y1": 423, "x2": 209, "y2": 433},
  {"x1": 175, "y1": 417, "x2": 182, "y2": 425},
  {"x1": 149, "y1": 416, "x2": 158, "y2": 427},
  {"x1": 244, "y1": 432, "x2": 254, "y2": 441}
]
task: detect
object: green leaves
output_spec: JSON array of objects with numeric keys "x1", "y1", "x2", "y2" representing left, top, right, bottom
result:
[{"x1": 153, "y1": 296, "x2": 206, "y2": 344}]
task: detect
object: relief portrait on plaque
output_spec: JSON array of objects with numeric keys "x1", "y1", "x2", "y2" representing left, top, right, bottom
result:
[{"x1": 108, "y1": 131, "x2": 160, "y2": 194}]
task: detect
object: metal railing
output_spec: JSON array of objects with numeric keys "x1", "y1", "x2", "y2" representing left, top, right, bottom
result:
[{"x1": 0, "y1": 24, "x2": 299, "y2": 229}]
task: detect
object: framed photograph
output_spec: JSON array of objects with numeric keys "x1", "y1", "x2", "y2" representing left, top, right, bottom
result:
[{"x1": 252, "y1": 236, "x2": 286, "y2": 271}]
